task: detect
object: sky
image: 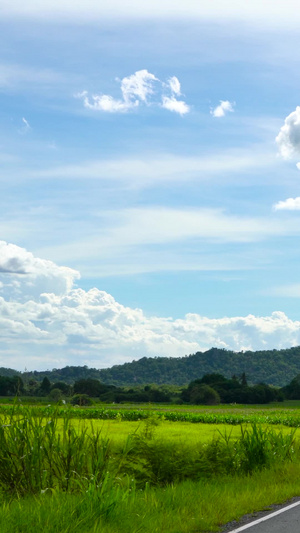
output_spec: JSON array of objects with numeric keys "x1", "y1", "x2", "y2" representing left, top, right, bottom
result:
[{"x1": 2, "y1": 1, "x2": 300, "y2": 371}]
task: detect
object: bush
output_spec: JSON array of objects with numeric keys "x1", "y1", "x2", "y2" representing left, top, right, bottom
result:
[
  {"x1": 71, "y1": 394, "x2": 93, "y2": 406},
  {"x1": 189, "y1": 384, "x2": 220, "y2": 405},
  {"x1": 48, "y1": 388, "x2": 62, "y2": 402}
]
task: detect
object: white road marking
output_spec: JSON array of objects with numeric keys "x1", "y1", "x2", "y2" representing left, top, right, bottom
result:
[{"x1": 228, "y1": 500, "x2": 300, "y2": 532}]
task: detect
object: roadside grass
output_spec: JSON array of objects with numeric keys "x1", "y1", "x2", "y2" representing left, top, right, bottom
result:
[{"x1": 1, "y1": 463, "x2": 300, "y2": 532}]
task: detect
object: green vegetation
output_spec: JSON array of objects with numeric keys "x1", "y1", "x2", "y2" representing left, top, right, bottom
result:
[
  {"x1": 0, "y1": 370, "x2": 296, "y2": 406},
  {"x1": 2, "y1": 354, "x2": 300, "y2": 531},
  {"x1": 1, "y1": 466, "x2": 300, "y2": 533},
  {"x1": 0, "y1": 403, "x2": 300, "y2": 532},
  {"x1": 3, "y1": 345, "x2": 300, "y2": 387}
]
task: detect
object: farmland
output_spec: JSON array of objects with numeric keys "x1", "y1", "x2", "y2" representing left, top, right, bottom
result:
[{"x1": 1, "y1": 401, "x2": 300, "y2": 532}]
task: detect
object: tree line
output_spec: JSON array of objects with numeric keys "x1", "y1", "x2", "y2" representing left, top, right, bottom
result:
[{"x1": 2, "y1": 371, "x2": 300, "y2": 405}]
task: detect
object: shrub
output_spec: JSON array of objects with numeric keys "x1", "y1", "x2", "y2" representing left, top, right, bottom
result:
[
  {"x1": 189, "y1": 384, "x2": 220, "y2": 405},
  {"x1": 71, "y1": 394, "x2": 93, "y2": 406}
]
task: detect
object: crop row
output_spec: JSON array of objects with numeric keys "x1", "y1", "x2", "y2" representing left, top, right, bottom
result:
[{"x1": 1, "y1": 404, "x2": 300, "y2": 427}]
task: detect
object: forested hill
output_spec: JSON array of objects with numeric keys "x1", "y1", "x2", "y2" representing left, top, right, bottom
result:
[
  {"x1": 94, "y1": 347, "x2": 300, "y2": 387},
  {"x1": 14, "y1": 346, "x2": 300, "y2": 387}
]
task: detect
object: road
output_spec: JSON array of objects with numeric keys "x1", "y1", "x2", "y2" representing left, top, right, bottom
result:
[{"x1": 227, "y1": 500, "x2": 300, "y2": 533}]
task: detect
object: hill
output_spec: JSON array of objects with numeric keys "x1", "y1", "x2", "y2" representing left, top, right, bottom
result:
[{"x1": 17, "y1": 346, "x2": 300, "y2": 387}]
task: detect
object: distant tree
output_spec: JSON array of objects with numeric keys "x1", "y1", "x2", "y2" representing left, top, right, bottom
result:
[
  {"x1": 71, "y1": 394, "x2": 93, "y2": 406},
  {"x1": 183, "y1": 382, "x2": 220, "y2": 405},
  {"x1": 200, "y1": 373, "x2": 227, "y2": 386},
  {"x1": 27, "y1": 379, "x2": 39, "y2": 396},
  {"x1": 49, "y1": 388, "x2": 62, "y2": 402},
  {"x1": 190, "y1": 384, "x2": 220, "y2": 405},
  {"x1": 51, "y1": 381, "x2": 71, "y2": 395},
  {"x1": 40, "y1": 377, "x2": 51, "y2": 395},
  {"x1": 282, "y1": 374, "x2": 300, "y2": 399},
  {"x1": 74, "y1": 378, "x2": 110, "y2": 397},
  {"x1": 241, "y1": 372, "x2": 248, "y2": 387},
  {"x1": 0, "y1": 376, "x2": 24, "y2": 396},
  {"x1": 148, "y1": 388, "x2": 171, "y2": 403}
]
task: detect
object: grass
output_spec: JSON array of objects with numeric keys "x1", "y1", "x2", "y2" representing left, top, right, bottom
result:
[
  {"x1": 3, "y1": 401, "x2": 300, "y2": 428},
  {"x1": 1, "y1": 464, "x2": 300, "y2": 532},
  {"x1": 0, "y1": 403, "x2": 300, "y2": 531}
]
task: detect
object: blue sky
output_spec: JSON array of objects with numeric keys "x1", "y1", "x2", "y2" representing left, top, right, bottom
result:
[{"x1": 2, "y1": 1, "x2": 300, "y2": 371}]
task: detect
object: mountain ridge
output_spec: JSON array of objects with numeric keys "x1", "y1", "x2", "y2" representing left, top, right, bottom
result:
[{"x1": 4, "y1": 345, "x2": 300, "y2": 387}]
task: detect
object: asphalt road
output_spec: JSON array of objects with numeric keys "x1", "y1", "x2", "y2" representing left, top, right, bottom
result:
[{"x1": 227, "y1": 500, "x2": 300, "y2": 533}]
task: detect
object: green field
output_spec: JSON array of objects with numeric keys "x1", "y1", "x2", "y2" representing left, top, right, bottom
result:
[{"x1": 1, "y1": 402, "x2": 300, "y2": 532}]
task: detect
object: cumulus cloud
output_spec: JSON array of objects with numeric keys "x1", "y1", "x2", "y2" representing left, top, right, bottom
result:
[
  {"x1": 120, "y1": 70, "x2": 158, "y2": 103},
  {"x1": 276, "y1": 106, "x2": 300, "y2": 159},
  {"x1": 273, "y1": 197, "x2": 300, "y2": 211},
  {"x1": 0, "y1": 241, "x2": 80, "y2": 302},
  {"x1": 1, "y1": 241, "x2": 300, "y2": 371},
  {"x1": 211, "y1": 100, "x2": 235, "y2": 118},
  {"x1": 161, "y1": 96, "x2": 190, "y2": 115},
  {"x1": 76, "y1": 70, "x2": 190, "y2": 115}
]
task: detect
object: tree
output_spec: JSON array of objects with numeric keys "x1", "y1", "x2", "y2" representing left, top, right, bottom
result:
[
  {"x1": 241, "y1": 372, "x2": 248, "y2": 387},
  {"x1": 188, "y1": 383, "x2": 220, "y2": 405},
  {"x1": 0, "y1": 376, "x2": 24, "y2": 396},
  {"x1": 40, "y1": 377, "x2": 51, "y2": 395},
  {"x1": 282, "y1": 374, "x2": 300, "y2": 399},
  {"x1": 49, "y1": 388, "x2": 62, "y2": 402},
  {"x1": 51, "y1": 381, "x2": 71, "y2": 395},
  {"x1": 71, "y1": 394, "x2": 93, "y2": 406},
  {"x1": 74, "y1": 378, "x2": 110, "y2": 397}
]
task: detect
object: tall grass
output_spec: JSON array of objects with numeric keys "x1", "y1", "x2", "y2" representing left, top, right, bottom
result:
[
  {"x1": 0, "y1": 405, "x2": 296, "y2": 497},
  {"x1": 121, "y1": 422, "x2": 297, "y2": 487},
  {"x1": 0, "y1": 407, "x2": 115, "y2": 495},
  {"x1": 0, "y1": 406, "x2": 299, "y2": 532}
]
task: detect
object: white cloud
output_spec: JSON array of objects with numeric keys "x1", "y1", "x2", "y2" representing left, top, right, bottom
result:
[
  {"x1": 16, "y1": 204, "x2": 300, "y2": 278},
  {"x1": 0, "y1": 63, "x2": 68, "y2": 89},
  {"x1": 80, "y1": 93, "x2": 133, "y2": 113},
  {"x1": 268, "y1": 284, "x2": 300, "y2": 297},
  {"x1": 121, "y1": 69, "x2": 158, "y2": 103},
  {"x1": 161, "y1": 96, "x2": 190, "y2": 115},
  {"x1": 1, "y1": 241, "x2": 300, "y2": 371},
  {"x1": 77, "y1": 69, "x2": 189, "y2": 115},
  {"x1": 32, "y1": 150, "x2": 274, "y2": 183},
  {"x1": 18, "y1": 117, "x2": 31, "y2": 135},
  {"x1": 98, "y1": 207, "x2": 297, "y2": 247},
  {"x1": 2, "y1": 0, "x2": 300, "y2": 27},
  {"x1": 168, "y1": 76, "x2": 181, "y2": 96},
  {"x1": 0, "y1": 241, "x2": 80, "y2": 301},
  {"x1": 276, "y1": 106, "x2": 300, "y2": 159},
  {"x1": 273, "y1": 197, "x2": 300, "y2": 211},
  {"x1": 211, "y1": 100, "x2": 235, "y2": 118}
]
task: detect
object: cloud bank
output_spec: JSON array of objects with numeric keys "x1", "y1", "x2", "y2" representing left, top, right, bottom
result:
[
  {"x1": 1, "y1": 241, "x2": 300, "y2": 371},
  {"x1": 2, "y1": 0, "x2": 300, "y2": 27},
  {"x1": 76, "y1": 70, "x2": 190, "y2": 115}
]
